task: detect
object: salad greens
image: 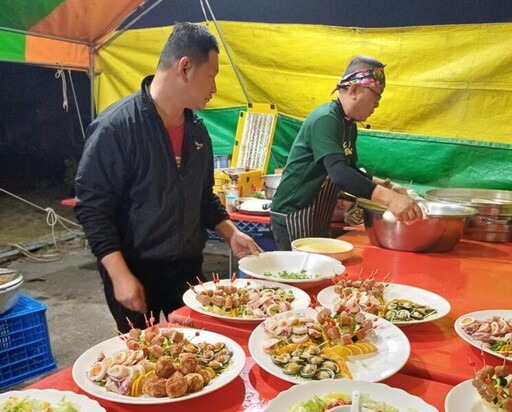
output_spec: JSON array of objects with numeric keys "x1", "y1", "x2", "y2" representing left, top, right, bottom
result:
[
  {"x1": 288, "y1": 392, "x2": 417, "y2": 412},
  {"x1": 263, "y1": 270, "x2": 321, "y2": 280},
  {"x1": 0, "y1": 395, "x2": 80, "y2": 412}
]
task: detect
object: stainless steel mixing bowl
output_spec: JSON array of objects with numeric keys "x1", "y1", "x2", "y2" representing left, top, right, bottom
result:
[
  {"x1": 424, "y1": 188, "x2": 512, "y2": 242},
  {"x1": 361, "y1": 201, "x2": 478, "y2": 252}
]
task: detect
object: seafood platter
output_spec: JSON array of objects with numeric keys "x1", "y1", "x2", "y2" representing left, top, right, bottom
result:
[
  {"x1": 237, "y1": 251, "x2": 345, "y2": 289},
  {"x1": 455, "y1": 310, "x2": 512, "y2": 361},
  {"x1": 72, "y1": 323, "x2": 245, "y2": 404},
  {"x1": 266, "y1": 380, "x2": 438, "y2": 412},
  {"x1": 248, "y1": 305, "x2": 410, "y2": 384},
  {"x1": 317, "y1": 275, "x2": 451, "y2": 326},
  {"x1": 182, "y1": 275, "x2": 311, "y2": 323}
]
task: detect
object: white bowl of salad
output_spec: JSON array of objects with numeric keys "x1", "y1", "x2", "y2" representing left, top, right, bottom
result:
[
  {"x1": 238, "y1": 251, "x2": 344, "y2": 289},
  {"x1": 265, "y1": 379, "x2": 438, "y2": 412}
]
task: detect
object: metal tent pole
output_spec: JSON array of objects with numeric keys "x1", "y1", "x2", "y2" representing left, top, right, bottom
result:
[
  {"x1": 201, "y1": 0, "x2": 251, "y2": 104},
  {"x1": 89, "y1": 45, "x2": 95, "y2": 122}
]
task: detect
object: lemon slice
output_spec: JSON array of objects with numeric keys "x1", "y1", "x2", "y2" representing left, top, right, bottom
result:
[
  {"x1": 131, "y1": 370, "x2": 156, "y2": 397},
  {"x1": 204, "y1": 366, "x2": 216, "y2": 379}
]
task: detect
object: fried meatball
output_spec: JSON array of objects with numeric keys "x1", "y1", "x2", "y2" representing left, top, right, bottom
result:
[
  {"x1": 185, "y1": 372, "x2": 204, "y2": 393},
  {"x1": 198, "y1": 367, "x2": 212, "y2": 386},
  {"x1": 171, "y1": 370, "x2": 184, "y2": 379},
  {"x1": 141, "y1": 374, "x2": 167, "y2": 397},
  {"x1": 165, "y1": 375, "x2": 188, "y2": 398},
  {"x1": 179, "y1": 352, "x2": 198, "y2": 375},
  {"x1": 155, "y1": 356, "x2": 176, "y2": 379}
]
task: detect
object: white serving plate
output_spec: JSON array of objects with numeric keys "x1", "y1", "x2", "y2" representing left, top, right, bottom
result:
[
  {"x1": 72, "y1": 328, "x2": 246, "y2": 404},
  {"x1": 266, "y1": 379, "x2": 438, "y2": 412},
  {"x1": 238, "y1": 199, "x2": 272, "y2": 215},
  {"x1": 317, "y1": 283, "x2": 451, "y2": 326},
  {"x1": 238, "y1": 251, "x2": 345, "y2": 289},
  {"x1": 445, "y1": 379, "x2": 487, "y2": 412},
  {"x1": 454, "y1": 309, "x2": 512, "y2": 361},
  {"x1": 182, "y1": 278, "x2": 311, "y2": 324},
  {"x1": 249, "y1": 307, "x2": 410, "y2": 384},
  {"x1": 0, "y1": 389, "x2": 106, "y2": 411}
]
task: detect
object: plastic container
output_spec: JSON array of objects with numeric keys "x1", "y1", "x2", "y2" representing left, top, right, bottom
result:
[
  {"x1": 0, "y1": 294, "x2": 56, "y2": 390},
  {"x1": 225, "y1": 193, "x2": 238, "y2": 213}
]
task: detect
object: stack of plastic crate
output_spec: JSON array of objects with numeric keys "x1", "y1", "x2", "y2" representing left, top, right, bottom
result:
[{"x1": 0, "y1": 294, "x2": 56, "y2": 390}]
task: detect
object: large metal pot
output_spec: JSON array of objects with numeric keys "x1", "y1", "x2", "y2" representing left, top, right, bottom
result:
[
  {"x1": 359, "y1": 200, "x2": 478, "y2": 252},
  {"x1": 424, "y1": 188, "x2": 512, "y2": 243}
]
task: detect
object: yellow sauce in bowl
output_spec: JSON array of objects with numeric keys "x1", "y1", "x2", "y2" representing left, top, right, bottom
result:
[{"x1": 297, "y1": 242, "x2": 349, "y2": 253}]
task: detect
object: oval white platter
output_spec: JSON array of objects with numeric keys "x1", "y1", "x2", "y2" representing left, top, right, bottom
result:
[
  {"x1": 317, "y1": 283, "x2": 451, "y2": 326},
  {"x1": 248, "y1": 307, "x2": 410, "y2": 384},
  {"x1": 0, "y1": 389, "x2": 106, "y2": 411},
  {"x1": 182, "y1": 278, "x2": 311, "y2": 324},
  {"x1": 454, "y1": 309, "x2": 512, "y2": 361},
  {"x1": 72, "y1": 328, "x2": 245, "y2": 404},
  {"x1": 238, "y1": 251, "x2": 345, "y2": 289},
  {"x1": 266, "y1": 379, "x2": 438, "y2": 412}
]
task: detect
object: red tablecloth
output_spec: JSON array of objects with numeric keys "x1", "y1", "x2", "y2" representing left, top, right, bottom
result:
[
  {"x1": 337, "y1": 231, "x2": 512, "y2": 385},
  {"x1": 27, "y1": 341, "x2": 452, "y2": 412},
  {"x1": 23, "y1": 220, "x2": 511, "y2": 411}
]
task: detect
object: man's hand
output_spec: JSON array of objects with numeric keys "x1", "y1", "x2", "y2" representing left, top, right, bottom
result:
[
  {"x1": 215, "y1": 219, "x2": 262, "y2": 258},
  {"x1": 111, "y1": 273, "x2": 147, "y2": 313},
  {"x1": 101, "y1": 251, "x2": 147, "y2": 313},
  {"x1": 386, "y1": 193, "x2": 423, "y2": 222},
  {"x1": 229, "y1": 230, "x2": 262, "y2": 258},
  {"x1": 372, "y1": 185, "x2": 423, "y2": 222}
]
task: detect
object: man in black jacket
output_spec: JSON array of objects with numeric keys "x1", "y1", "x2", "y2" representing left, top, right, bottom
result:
[{"x1": 75, "y1": 23, "x2": 260, "y2": 332}]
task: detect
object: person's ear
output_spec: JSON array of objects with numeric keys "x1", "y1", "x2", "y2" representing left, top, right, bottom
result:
[
  {"x1": 178, "y1": 57, "x2": 192, "y2": 79},
  {"x1": 348, "y1": 83, "x2": 359, "y2": 100}
]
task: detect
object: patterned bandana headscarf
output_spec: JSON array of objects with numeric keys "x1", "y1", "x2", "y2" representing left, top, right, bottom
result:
[{"x1": 331, "y1": 67, "x2": 386, "y2": 95}]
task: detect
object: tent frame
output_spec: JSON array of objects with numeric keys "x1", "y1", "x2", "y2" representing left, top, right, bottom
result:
[{"x1": 0, "y1": 0, "x2": 164, "y2": 122}]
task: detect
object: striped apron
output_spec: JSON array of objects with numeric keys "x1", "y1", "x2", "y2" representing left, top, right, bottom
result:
[{"x1": 285, "y1": 176, "x2": 341, "y2": 241}]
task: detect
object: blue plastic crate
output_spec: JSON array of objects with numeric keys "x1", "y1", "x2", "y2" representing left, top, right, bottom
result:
[
  {"x1": 207, "y1": 220, "x2": 272, "y2": 242},
  {"x1": 0, "y1": 294, "x2": 56, "y2": 390}
]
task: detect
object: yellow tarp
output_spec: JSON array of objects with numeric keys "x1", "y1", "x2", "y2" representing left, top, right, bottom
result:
[{"x1": 96, "y1": 21, "x2": 512, "y2": 145}]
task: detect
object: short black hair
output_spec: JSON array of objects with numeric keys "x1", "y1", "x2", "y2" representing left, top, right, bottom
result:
[{"x1": 158, "y1": 22, "x2": 219, "y2": 69}]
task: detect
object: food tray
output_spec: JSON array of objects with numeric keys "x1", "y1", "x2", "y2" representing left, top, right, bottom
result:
[{"x1": 0, "y1": 294, "x2": 56, "y2": 390}]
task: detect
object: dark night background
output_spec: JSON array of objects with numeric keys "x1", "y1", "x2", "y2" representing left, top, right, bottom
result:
[{"x1": 0, "y1": 62, "x2": 90, "y2": 195}]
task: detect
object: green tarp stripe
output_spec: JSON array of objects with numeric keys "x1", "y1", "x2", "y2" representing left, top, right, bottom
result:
[
  {"x1": 361, "y1": 130, "x2": 512, "y2": 151},
  {"x1": 357, "y1": 134, "x2": 512, "y2": 194},
  {"x1": 198, "y1": 108, "x2": 511, "y2": 193},
  {"x1": 0, "y1": 31, "x2": 26, "y2": 61},
  {"x1": 0, "y1": 0, "x2": 64, "y2": 31}
]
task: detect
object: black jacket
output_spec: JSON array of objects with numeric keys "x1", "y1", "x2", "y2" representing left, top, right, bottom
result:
[{"x1": 75, "y1": 76, "x2": 229, "y2": 261}]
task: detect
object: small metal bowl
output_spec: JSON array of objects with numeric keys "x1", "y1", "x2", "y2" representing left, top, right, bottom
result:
[
  {"x1": 361, "y1": 201, "x2": 478, "y2": 252},
  {"x1": 261, "y1": 174, "x2": 282, "y2": 189},
  {"x1": 0, "y1": 269, "x2": 23, "y2": 314}
]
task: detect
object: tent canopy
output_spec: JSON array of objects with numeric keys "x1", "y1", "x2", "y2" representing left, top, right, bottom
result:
[{"x1": 0, "y1": 0, "x2": 149, "y2": 71}]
